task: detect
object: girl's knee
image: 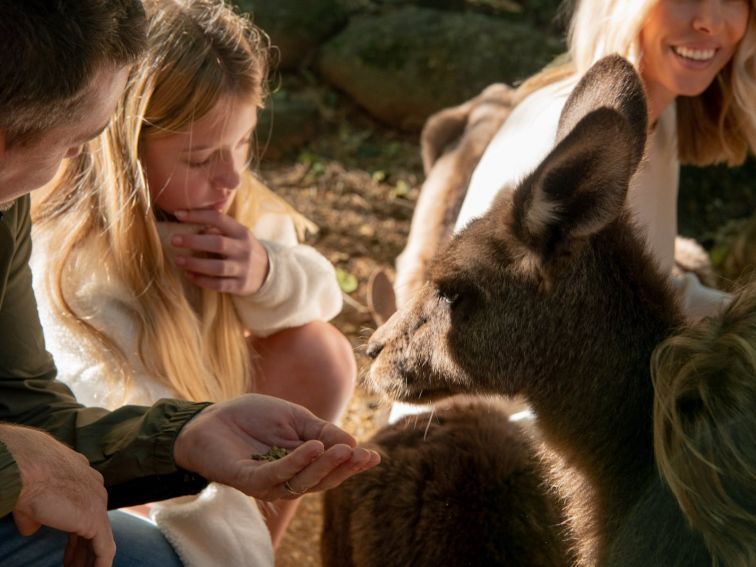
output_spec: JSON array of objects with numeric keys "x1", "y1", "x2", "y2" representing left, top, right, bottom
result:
[
  {"x1": 253, "y1": 322, "x2": 356, "y2": 420},
  {"x1": 298, "y1": 321, "x2": 356, "y2": 393}
]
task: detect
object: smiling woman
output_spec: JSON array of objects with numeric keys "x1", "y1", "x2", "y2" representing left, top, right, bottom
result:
[{"x1": 638, "y1": 0, "x2": 750, "y2": 123}]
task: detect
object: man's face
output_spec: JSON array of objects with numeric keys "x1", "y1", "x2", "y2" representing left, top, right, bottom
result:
[{"x1": 0, "y1": 65, "x2": 129, "y2": 206}]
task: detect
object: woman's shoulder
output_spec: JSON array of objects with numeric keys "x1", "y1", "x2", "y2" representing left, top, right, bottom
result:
[
  {"x1": 484, "y1": 73, "x2": 579, "y2": 162},
  {"x1": 455, "y1": 75, "x2": 580, "y2": 230}
]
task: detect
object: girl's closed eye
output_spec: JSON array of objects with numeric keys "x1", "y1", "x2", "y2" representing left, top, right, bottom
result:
[
  {"x1": 187, "y1": 136, "x2": 250, "y2": 168},
  {"x1": 186, "y1": 154, "x2": 215, "y2": 168}
]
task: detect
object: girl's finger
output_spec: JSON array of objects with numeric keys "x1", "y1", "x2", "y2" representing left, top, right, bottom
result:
[
  {"x1": 171, "y1": 232, "x2": 242, "y2": 256},
  {"x1": 175, "y1": 209, "x2": 248, "y2": 238},
  {"x1": 177, "y1": 255, "x2": 241, "y2": 277}
]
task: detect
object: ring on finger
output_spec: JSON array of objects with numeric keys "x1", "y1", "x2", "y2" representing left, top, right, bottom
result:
[{"x1": 283, "y1": 480, "x2": 307, "y2": 497}]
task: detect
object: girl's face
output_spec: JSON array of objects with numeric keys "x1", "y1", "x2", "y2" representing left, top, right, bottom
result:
[
  {"x1": 141, "y1": 95, "x2": 257, "y2": 215},
  {"x1": 639, "y1": 0, "x2": 750, "y2": 117}
]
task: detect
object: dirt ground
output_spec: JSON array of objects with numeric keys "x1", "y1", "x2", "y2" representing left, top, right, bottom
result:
[{"x1": 258, "y1": 97, "x2": 425, "y2": 566}]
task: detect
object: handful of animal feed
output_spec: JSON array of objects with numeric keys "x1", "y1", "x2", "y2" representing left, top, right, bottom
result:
[{"x1": 251, "y1": 446, "x2": 289, "y2": 462}]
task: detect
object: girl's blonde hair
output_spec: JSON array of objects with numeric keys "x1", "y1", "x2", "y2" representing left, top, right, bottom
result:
[
  {"x1": 33, "y1": 0, "x2": 271, "y2": 402},
  {"x1": 517, "y1": 0, "x2": 756, "y2": 166},
  {"x1": 652, "y1": 278, "x2": 756, "y2": 567}
]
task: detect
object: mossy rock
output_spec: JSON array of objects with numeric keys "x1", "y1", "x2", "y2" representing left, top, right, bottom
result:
[
  {"x1": 364, "y1": 0, "x2": 566, "y2": 31},
  {"x1": 235, "y1": 0, "x2": 351, "y2": 70},
  {"x1": 257, "y1": 90, "x2": 321, "y2": 160},
  {"x1": 318, "y1": 7, "x2": 563, "y2": 131}
]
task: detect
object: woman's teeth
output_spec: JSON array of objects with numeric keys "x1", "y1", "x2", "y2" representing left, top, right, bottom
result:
[{"x1": 673, "y1": 46, "x2": 716, "y2": 61}]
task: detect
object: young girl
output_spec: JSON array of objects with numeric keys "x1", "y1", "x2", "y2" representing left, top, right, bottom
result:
[
  {"x1": 653, "y1": 277, "x2": 756, "y2": 566},
  {"x1": 455, "y1": 0, "x2": 755, "y2": 320},
  {"x1": 31, "y1": 0, "x2": 355, "y2": 560}
]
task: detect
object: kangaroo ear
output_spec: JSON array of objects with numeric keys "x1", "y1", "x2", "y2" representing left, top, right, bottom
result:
[
  {"x1": 557, "y1": 55, "x2": 647, "y2": 174},
  {"x1": 509, "y1": 107, "x2": 635, "y2": 264}
]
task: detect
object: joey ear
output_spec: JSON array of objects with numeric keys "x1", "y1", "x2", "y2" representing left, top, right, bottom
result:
[
  {"x1": 421, "y1": 101, "x2": 471, "y2": 175},
  {"x1": 557, "y1": 55, "x2": 647, "y2": 174},
  {"x1": 510, "y1": 107, "x2": 635, "y2": 263}
]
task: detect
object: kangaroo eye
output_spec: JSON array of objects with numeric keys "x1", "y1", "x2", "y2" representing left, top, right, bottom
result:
[{"x1": 438, "y1": 288, "x2": 459, "y2": 305}]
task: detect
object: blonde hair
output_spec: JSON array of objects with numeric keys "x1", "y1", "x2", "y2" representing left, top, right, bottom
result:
[
  {"x1": 33, "y1": 0, "x2": 271, "y2": 402},
  {"x1": 517, "y1": 0, "x2": 756, "y2": 166},
  {"x1": 653, "y1": 278, "x2": 756, "y2": 566}
]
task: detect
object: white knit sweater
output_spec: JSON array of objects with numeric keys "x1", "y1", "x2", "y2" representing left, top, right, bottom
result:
[{"x1": 31, "y1": 211, "x2": 342, "y2": 407}]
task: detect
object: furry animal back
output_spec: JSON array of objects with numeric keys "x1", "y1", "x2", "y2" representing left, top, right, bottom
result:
[{"x1": 321, "y1": 397, "x2": 572, "y2": 567}]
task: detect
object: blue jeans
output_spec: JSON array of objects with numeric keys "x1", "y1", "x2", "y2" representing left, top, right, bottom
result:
[{"x1": 0, "y1": 510, "x2": 182, "y2": 566}]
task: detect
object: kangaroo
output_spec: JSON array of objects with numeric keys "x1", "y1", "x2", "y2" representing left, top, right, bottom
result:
[
  {"x1": 321, "y1": 396, "x2": 573, "y2": 567},
  {"x1": 365, "y1": 55, "x2": 710, "y2": 566}
]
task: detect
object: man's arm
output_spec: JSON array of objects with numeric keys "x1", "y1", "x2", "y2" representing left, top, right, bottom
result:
[{"x1": 0, "y1": 197, "x2": 209, "y2": 512}]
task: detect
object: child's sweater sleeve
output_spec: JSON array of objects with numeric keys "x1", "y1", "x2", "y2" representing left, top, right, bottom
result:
[{"x1": 232, "y1": 212, "x2": 343, "y2": 337}]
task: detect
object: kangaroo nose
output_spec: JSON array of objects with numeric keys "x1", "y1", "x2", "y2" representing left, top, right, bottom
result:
[{"x1": 366, "y1": 339, "x2": 384, "y2": 359}]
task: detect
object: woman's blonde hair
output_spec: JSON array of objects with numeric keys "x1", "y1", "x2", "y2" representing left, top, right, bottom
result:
[
  {"x1": 33, "y1": 0, "x2": 271, "y2": 402},
  {"x1": 517, "y1": 0, "x2": 756, "y2": 166},
  {"x1": 653, "y1": 278, "x2": 756, "y2": 566}
]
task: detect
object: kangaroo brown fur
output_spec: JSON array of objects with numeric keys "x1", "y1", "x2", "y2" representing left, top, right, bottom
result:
[
  {"x1": 321, "y1": 397, "x2": 573, "y2": 567},
  {"x1": 366, "y1": 56, "x2": 711, "y2": 565}
]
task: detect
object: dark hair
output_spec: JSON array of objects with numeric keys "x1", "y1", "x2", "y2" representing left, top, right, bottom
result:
[{"x1": 0, "y1": 0, "x2": 146, "y2": 145}]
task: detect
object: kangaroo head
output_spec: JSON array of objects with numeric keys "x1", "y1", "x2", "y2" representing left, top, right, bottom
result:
[{"x1": 367, "y1": 56, "x2": 650, "y2": 402}]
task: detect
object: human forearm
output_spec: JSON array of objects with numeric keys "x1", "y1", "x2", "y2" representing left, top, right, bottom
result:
[
  {"x1": 0, "y1": 368, "x2": 210, "y2": 491},
  {"x1": 71, "y1": 399, "x2": 212, "y2": 508},
  {"x1": 671, "y1": 272, "x2": 732, "y2": 321}
]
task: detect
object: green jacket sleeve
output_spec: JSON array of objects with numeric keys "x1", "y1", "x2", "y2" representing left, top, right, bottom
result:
[
  {"x1": 0, "y1": 197, "x2": 210, "y2": 517},
  {"x1": 0, "y1": 439, "x2": 21, "y2": 517}
]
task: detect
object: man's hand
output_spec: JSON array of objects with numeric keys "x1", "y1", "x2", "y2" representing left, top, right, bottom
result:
[
  {"x1": 174, "y1": 394, "x2": 381, "y2": 500},
  {"x1": 0, "y1": 424, "x2": 115, "y2": 567}
]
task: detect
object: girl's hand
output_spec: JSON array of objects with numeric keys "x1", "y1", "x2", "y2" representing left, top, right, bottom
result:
[{"x1": 171, "y1": 208, "x2": 269, "y2": 295}]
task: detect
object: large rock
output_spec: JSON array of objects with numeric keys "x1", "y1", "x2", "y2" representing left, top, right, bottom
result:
[
  {"x1": 257, "y1": 90, "x2": 321, "y2": 160},
  {"x1": 373, "y1": 0, "x2": 566, "y2": 31},
  {"x1": 318, "y1": 7, "x2": 562, "y2": 131},
  {"x1": 236, "y1": 0, "x2": 350, "y2": 70}
]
